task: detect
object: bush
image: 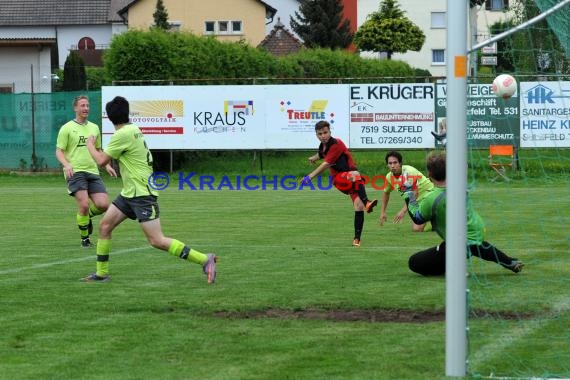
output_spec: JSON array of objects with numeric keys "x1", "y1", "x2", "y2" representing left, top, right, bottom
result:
[
  {"x1": 104, "y1": 30, "x2": 416, "y2": 84},
  {"x1": 85, "y1": 67, "x2": 111, "y2": 90},
  {"x1": 278, "y1": 48, "x2": 415, "y2": 83},
  {"x1": 105, "y1": 30, "x2": 278, "y2": 84},
  {"x1": 105, "y1": 29, "x2": 175, "y2": 82}
]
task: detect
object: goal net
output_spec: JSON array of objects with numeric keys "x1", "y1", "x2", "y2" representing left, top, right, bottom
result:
[{"x1": 465, "y1": 0, "x2": 570, "y2": 378}]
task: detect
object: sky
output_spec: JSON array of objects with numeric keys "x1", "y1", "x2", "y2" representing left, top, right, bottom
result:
[{"x1": 263, "y1": 0, "x2": 301, "y2": 37}]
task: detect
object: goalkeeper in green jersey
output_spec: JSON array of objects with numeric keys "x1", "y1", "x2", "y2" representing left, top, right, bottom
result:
[
  {"x1": 56, "y1": 95, "x2": 117, "y2": 248},
  {"x1": 403, "y1": 152, "x2": 524, "y2": 276},
  {"x1": 83, "y1": 96, "x2": 217, "y2": 284}
]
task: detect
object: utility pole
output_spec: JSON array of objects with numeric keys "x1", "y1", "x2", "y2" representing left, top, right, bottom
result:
[{"x1": 30, "y1": 64, "x2": 38, "y2": 171}]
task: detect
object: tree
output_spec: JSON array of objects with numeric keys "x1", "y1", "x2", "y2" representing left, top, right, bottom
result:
[
  {"x1": 353, "y1": 0, "x2": 425, "y2": 60},
  {"x1": 512, "y1": 0, "x2": 569, "y2": 75},
  {"x1": 489, "y1": 0, "x2": 570, "y2": 76},
  {"x1": 290, "y1": 0, "x2": 352, "y2": 49},
  {"x1": 153, "y1": 0, "x2": 170, "y2": 30},
  {"x1": 489, "y1": 19, "x2": 517, "y2": 74},
  {"x1": 62, "y1": 51, "x2": 86, "y2": 91}
]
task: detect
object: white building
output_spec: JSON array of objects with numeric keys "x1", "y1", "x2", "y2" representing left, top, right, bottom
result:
[
  {"x1": 357, "y1": 0, "x2": 515, "y2": 77},
  {"x1": 0, "y1": 0, "x2": 127, "y2": 93}
]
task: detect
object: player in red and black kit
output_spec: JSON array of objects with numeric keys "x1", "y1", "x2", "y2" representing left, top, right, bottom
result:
[{"x1": 302, "y1": 120, "x2": 377, "y2": 247}]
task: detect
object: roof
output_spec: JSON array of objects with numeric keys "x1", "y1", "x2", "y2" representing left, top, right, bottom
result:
[
  {"x1": 258, "y1": 18, "x2": 302, "y2": 56},
  {"x1": 109, "y1": 0, "x2": 131, "y2": 22},
  {"x1": 0, "y1": 0, "x2": 123, "y2": 25},
  {"x1": 258, "y1": 0, "x2": 277, "y2": 18},
  {"x1": 0, "y1": 0, "x2": 275, "y2": 26}
]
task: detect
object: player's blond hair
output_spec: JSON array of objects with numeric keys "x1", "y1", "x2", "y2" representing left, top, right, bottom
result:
[{"x1": 73, "y1": 95, "x2": 89, "y2": 107}]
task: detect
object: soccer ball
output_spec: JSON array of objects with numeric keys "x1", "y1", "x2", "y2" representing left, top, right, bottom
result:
[{"x1": 492, "y1": 74, "x2": 517, "y2": 99}]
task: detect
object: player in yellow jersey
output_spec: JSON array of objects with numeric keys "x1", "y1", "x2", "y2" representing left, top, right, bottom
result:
[
  {"x1": 83, "y1": 96, "x2": 217, "y2": 284},
  {"x1": 379, "y1": 151, "x2": 434, "y2": 232},
  {"x1": 56, "y1": 95, "x2": 117, "y2": 248}
]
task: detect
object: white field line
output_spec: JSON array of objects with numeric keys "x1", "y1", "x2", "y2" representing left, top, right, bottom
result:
[
  {"x1": 0, "y1": 243, "x2": 435, "y2": 276},
  {"x1": 469, "y1": 295, "x2": 570, "y2": 380},
  {"x1": 479, "y1": 376, "x2": 570, "y2": 380},
  {"x1": 0, "y1": 247, "x2": 146, "y2": 275},
  {"x1": 478, "y1": 375, "x2": 570, "y2": 380}
]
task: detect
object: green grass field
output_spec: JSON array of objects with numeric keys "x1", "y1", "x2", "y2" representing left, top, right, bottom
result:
[{"x1": 1, "y1": 171, "x2": 569, "y2": 379}]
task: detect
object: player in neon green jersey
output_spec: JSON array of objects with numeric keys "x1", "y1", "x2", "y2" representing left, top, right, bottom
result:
[
  {"x1": 56, "y1": 95, "x2": 117, "y2": 248},
  {"x1": 379, "y1": 151, "x2": 434, "y2": 232},
  {"x1": 83, "y1": 96, "x2": 217, "y2": 284},
  {"x1": 403, "y1": 151, "x2": 524, "y2": 276}
]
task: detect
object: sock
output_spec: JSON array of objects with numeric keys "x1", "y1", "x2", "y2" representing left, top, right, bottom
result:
[
  {"x1": 88, "y1": 204, "x2": 104, "y2": 218},
  {"x1": 470, "y1": 242, "x2": 514, "y2": 266},
  {"x1": 168, "y1": 239, "x2": 207, "y2": 265},
  {"x1": 356, "y1": 180, "x2": 369, "y2": 204},
  {"x1": 96, "y1": 239, "x2": 111, "y2": 276},
  {"x1": 77, "y1": 213, "x2": 90, "y2": 239},
  {"x1": 354, "y1": 211, "x2": 364, "y2": 239}
]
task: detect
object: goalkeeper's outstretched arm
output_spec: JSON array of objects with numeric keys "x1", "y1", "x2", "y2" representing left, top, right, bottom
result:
[{"x1": 403, "y1": 191, "x2": 427, "y2": 225}]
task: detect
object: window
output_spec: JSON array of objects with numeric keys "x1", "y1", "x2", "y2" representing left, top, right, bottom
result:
[
  {"x1": 432, "y1": 49, "x2": 445, "y2": 65},
  {"x1": 431, "y1": 12, "x2": 446, "y2": 28},
  {"x1": 78, "y1": 37, "x2": 95, "y2": 50},
  {"x1": 218, "y1": 21, "x2": 229, "y2": 34},
  {"x1": 204, "y1": 20, "x2": 243, "y2": 35},
  {"x1": 232, "y1": 21, "x2": 242, "y2": 34},
  {"x1": 485, "y1": 0, "x2": 509, "y2": 10},
  {"x1": 168, "y1": 21, "x2": 181, "y2": 32},
  {"x1": 205, "y1": 21, "x2": 215, "y2": 34}
]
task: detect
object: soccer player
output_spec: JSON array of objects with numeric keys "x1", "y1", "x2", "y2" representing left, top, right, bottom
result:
[
  {"x1": 83, "y1": 96, "x2": 217, "y2": 283},
  {"x1": 301, "y1": 120, "x2": 377, "y2": 247},
  {"x1": 55, "y1": 95, "x2": 117, "y2": 248},
  {"x1": 379, "y1": 151, "x2": 434, "y2": 232},
  {"x1": 403, "y1": 151, "x2": 524, "y2": 276}
]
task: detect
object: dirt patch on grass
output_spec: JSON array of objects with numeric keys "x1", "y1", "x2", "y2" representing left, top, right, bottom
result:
[
  {"x1": 214, "y1": 308, "x2": 535, "y2": 323},
  {"x1": 215, "y1": 308, "x2": 444, "y2": 323}
]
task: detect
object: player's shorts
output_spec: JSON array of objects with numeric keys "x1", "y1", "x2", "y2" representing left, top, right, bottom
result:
[
  {"x1": 333, "y1": 172, "x2": 363, "y2": 202},
  {"x1": 66, "y1": 171, "x2": 107, "y2": 196},
  {"x1": 112, "y1": 194, "x2": 160, "y2": 223}
]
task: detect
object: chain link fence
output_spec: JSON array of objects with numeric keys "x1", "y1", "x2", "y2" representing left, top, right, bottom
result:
[{"x1": 0, "y1": 91, "x2": 102, "y2": 171}]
